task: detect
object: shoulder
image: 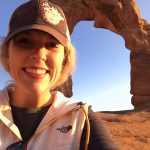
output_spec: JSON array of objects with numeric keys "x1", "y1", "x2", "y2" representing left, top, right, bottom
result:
[
  {"x1": 54, "y1": 93, "x2": 89, "y2": 111},
  {"x1": 0, "y1": 87, "x2": 8, "y2": 111},
  {"x1": 0, "y1": 84, "x2": 14, "y2": 110},
  {"x1": 80, "y1": 106, "x2": 119, "y2": 150}
]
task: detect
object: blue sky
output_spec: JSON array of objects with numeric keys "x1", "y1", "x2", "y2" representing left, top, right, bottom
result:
[{"x1": 0, "y1": 0, "x2": 149, "y2": 111}]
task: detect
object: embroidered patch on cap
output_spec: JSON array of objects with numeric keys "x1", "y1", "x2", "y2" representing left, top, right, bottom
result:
[{"x1": 42, "y1": 2, "x2": 64, "y2": 25}]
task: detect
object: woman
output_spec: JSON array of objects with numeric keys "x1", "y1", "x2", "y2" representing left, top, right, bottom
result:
[{"x1": 0, "y1": 0, "x2": 119, "y2": 150}]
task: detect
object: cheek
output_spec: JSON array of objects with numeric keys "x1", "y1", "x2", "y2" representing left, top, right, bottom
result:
[
  {"x1": 7, "y1": 48, "x2": 24, "y2": 75},
  {"x1": 8, "y1": 54, "x2": 20, "y2": 77},
  {"x1": 48, "y1": 52, "x2": 65, "y2": 69},
  {"x1": 8, "y1": 51, "x2": 19, "y2": 67},
  {"x1": 57, "y1": 53, "x2": 65, "y2": 65}
]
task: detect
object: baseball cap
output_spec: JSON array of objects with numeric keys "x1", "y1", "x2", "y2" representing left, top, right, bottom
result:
[{"x1": 4, "y1": 0, "x2": 70, "y2": 47}]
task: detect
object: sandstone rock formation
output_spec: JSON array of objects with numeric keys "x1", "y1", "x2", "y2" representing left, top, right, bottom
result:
[
  {"x1": 55, "y1": 75, "x2": 73, "y2": 97},
  {"x1": 53, "y1": 0, "x2": 150, "y2": 109},
  {"x1": 52, "y1": 0, "x2": 150, "y2": 149}
]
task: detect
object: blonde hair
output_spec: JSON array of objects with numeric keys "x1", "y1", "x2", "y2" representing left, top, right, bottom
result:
[
  {"x1": 0, "y1": 40, "x2": 10, "y2": 72},
  {"x1": 0, "y1": 38, "x2": 76, "y2": 88},
  {"x1": 55, "y1": 42, "x2": 76, "y2": 87}
]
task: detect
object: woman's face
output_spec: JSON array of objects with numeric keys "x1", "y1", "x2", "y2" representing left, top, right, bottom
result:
[{"x1": 7, "y1": 30, "x2": 65, "y2": 95}]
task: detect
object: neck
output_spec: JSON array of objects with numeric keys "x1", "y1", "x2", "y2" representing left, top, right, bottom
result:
[{"x1": 10, "y1": 86, "x2": 54, "y2": 108}]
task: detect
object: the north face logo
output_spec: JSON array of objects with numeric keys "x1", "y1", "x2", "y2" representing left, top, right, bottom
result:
[{"x1": 57, "y1": 125, "x2": 72, "y2": 133}]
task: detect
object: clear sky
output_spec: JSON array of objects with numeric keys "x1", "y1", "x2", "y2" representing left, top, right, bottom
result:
[{"x1": 0, "y1": 0, "x2": 149, "y2": 111}]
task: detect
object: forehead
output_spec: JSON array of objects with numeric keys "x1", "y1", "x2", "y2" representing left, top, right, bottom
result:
[{"x1": 13, "y1": 29, "x2": 58, "y2": 41}]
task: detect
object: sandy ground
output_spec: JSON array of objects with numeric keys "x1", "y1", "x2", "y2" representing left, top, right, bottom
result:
[{"x1": 96, "y1": 106, "x2": 150, "y2": 150}]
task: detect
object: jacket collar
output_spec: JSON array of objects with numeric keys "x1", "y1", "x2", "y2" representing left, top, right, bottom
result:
[{"x1": 0, "y1": 85, "x2": 22, "y2": 139}]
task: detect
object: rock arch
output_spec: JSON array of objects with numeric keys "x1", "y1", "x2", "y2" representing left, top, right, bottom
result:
[{"x1": 53, "y1": 0, "x2": 150, "y2": 109}]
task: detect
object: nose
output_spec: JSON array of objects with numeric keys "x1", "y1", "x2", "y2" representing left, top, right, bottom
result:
[{"x1": 30, "y1": 47, "x2": 47, "y2": 61}]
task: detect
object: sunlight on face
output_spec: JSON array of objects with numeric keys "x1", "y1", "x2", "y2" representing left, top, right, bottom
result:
[{"x1": 8, "y1": 30, "x2": 65, "y2": 95}]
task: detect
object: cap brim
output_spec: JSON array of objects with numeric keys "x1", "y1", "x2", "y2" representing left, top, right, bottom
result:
[{"x1": 4, "y1": 24, "x2": 69, "y2": 47}]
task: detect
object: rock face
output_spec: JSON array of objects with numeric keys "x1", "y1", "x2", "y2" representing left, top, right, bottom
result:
[
  {"x1": 55, "y1": 76, "x2": 73, "y2": 97},
  {"x1": 52, "y1": 0, "x2": 150, "y2": 148},
  {"x1": 53, "y1": 0, "x2": 150, "y2": 108}
]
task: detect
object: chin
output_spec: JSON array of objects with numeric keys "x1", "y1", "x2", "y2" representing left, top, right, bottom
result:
[{"x1": 24, "y1": 83, "x2": 50, "y2": 95}]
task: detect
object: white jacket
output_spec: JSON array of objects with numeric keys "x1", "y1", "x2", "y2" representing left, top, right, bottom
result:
[{"x1": 0, "y1": 86, "x2": 89, "y2": 150}]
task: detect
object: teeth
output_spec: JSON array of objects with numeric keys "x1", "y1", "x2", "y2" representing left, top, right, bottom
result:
[{"x1": 25, "y1": 68, "x2": 47, "y2": 74}]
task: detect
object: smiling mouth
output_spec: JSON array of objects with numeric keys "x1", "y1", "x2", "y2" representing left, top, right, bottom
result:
[{"x1": 23, "y1": 67, "x2": 49, "y2": 75}]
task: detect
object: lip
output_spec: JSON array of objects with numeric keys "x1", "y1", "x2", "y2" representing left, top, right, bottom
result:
[{"x1": 22, "y1": 66, "x2": 49, "y2": 79}]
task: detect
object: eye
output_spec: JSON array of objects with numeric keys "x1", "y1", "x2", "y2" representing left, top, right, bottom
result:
[
  {"x1": 45, "y1": 41, "x2": 59, "y2": 50},
  {"x1": 13, "y1": 36, "x2": 33, "y2": 48}
]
